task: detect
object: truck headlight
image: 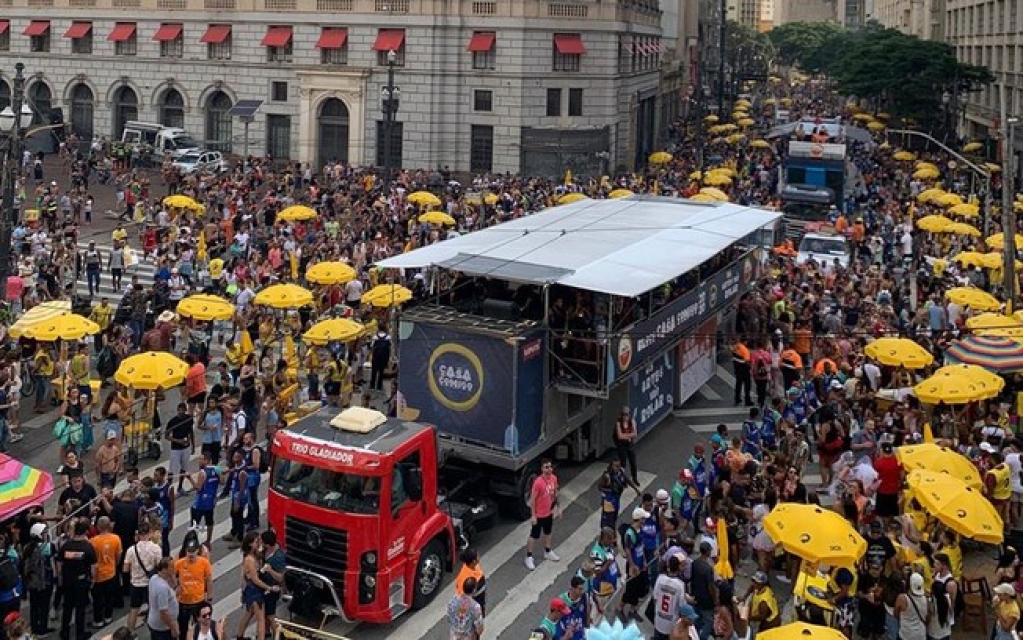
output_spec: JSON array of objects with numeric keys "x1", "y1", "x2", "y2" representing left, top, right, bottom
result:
[
  {"x1": 361, "y1": 551, "x2": 378, "y2": 569},
  {"x1": 363, "y1": 575, "x2": 376, "y2": 588}
]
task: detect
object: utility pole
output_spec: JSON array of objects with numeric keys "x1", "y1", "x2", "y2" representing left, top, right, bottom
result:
[
  {"x1": 0, "y1": 63, "x2": 27, "y2": 302},
  {"x1": 1000, "y1": 82, "x2": 1018, "y2": 311},
  {"x1": 717, "y1": 0, "x2": 726, "y2": 114}
]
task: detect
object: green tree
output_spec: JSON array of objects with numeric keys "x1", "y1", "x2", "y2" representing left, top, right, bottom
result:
[{"x1": 768, "y1": 22, "x2": 844, "y2": 70}]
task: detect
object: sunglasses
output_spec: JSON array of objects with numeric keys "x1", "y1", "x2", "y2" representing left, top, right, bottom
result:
[{"x1": 200, "y1": 613, "x2": 212, "y2": 619}]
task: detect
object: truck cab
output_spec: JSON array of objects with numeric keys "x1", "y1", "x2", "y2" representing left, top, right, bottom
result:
[
  {"x1": 121, "y1": 121, "x2": 201, "y2": 159},
  {"x1": 795, "y1": 224, "x2": 851, "y2": 269},
  {"x1": 269, "y1": 407, "x2": 456, "y2": 626}
]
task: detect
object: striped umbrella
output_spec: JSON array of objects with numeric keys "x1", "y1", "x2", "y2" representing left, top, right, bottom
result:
[
  {"x1": 944, "y1": 335, "x2": 1023, "y2": 373},
  {"x1": 0, "y1": 454, "x2": 54, "y2": 522}
]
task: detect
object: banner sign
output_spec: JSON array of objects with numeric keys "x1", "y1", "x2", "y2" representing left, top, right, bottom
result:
[
  {"x1": 510, "y1": 334, "x2": 545, "y2": 454},
  {"x1": 677, "y1": 317, "x2": 718, "y2": 405},
  {"x1": 398, "y1": 322, "x2": 515, "y2": 450},
  {"x1": 627, "y1": 350, "x2": 676, "y2": 435},
  {"x1": 788, "y1": 140, "x2": 847, "y2": 161},
  {"x1": 608, "y1": 251, "x2": 758, "y2": 385}
]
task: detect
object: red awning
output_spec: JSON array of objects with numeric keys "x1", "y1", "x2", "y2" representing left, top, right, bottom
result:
[
  {"x1": 153, "y1": 23, "x2": 182, "y2": 42},
  {"x1": 200, "y1": 24, "x2": 231, "y2": 44},
  {"x1": 63, "y1": 22, "x2": 92, "y2": 39},
  {"x1": 0, "y1": 21, "x2": 10, "y2": 35},
  {"x1": 107, "y1": 23, "x2": 136, "y2": 42},
  {"x1": 553, "y1": 33, "x2": 585, "y2": 55},
  {"x1": 261, "y1": 26, "x2": 292, "y2": 47},
  {"x1": 466, "y1": 31, "x2": 495, "y2": 53},
  {"x1": 315, "y1": 28, "x2": 347, "y2": 49},
  {"x1": 23, "y1": 21, "x2": 49, "y2": 37},
  {"x1": 372, "y1": 29, "x2": 404, "y2": 52}
]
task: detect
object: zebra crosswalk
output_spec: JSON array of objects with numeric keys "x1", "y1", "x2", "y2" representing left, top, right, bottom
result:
[{"x1": 71, "y1": 240, "x2": 156, "y2": 303}]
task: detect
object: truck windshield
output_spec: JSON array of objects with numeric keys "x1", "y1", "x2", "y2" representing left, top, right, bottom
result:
[
  {"x1": 170, "y1": 135, "x2": 200, "y2": 149},
  {"x1": 799, "y1": 237, "x2": 847, "y2": 256},
  {"x1": 782, "y1": 201, "x2": 830, "y2": 222},
  {"x1": 271, "y1": 458, "x2": 380, "y2": 515}
]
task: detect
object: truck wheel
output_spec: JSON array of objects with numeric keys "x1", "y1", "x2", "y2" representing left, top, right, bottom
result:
[
  {"x1": 412, "y1": 540, "x2": 444, "y2": 609},
  {"x1": 509, "y1": 466, "x2": 539, "y2": 521}
]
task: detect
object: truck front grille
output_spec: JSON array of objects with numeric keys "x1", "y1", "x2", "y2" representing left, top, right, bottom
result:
[{"x1": 285, "y1": 516, "x2": 348, "y2": 590}]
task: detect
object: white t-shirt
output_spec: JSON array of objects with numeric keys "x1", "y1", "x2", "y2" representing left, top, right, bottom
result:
[
  {"x1": 124, "y1": 540, "x2": 162, "y2": 587},
  {"x1": 1007, "y1": 452, "x2": 1023, "y2": 494},
  {"x1": 345, "y1": 279, "x2": 363, "y2": 302},
  {"x1": 651, "y1": 574, "x2": 688, "y2": 635}
]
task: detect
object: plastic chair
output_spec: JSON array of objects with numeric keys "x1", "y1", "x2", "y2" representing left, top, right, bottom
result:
[{"x1": 960, "y1": 576, "x2": 990, "y2": 632}]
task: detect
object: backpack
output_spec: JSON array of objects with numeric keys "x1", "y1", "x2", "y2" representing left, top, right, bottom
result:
[
  {"x1": 96, "y1": 346, "x2": 116, "y2": 378},
  {"x1": 0, "y1": 552, "x2": 19, "y2": 591},
  {"x1": 754, "y1": 356, "x2": 769, "y2": 380},
  {"x1": 255, "y1": 446, "x2": 270, "y2": 474},
  {"x1": 22, "y1": 543, "x2": 47, "y2": 591}
]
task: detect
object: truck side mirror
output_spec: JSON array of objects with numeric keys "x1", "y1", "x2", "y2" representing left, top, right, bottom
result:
[{"x1": 406, "y1": 468, "x2": 423, "y2": 502}]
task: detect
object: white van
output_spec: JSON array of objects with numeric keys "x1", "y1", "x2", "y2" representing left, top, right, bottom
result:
[{"x1": 121, "y1": 121, "x2": 201, "y2": 159}]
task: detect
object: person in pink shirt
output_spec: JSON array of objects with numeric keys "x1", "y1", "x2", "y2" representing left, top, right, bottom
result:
[{"x1": 525, "y1": 458, "x2": 561, "y2": 571}]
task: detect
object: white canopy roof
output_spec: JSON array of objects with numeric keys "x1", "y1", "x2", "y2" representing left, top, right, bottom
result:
[{"x1": 377, "y1": 195, "x2": 781, "y2": 298}]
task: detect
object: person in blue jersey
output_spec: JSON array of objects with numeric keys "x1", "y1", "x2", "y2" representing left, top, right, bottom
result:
[
  {"x1": 534, "y1": 598, "x2": 572, "y2": 640},
  {"x1": 620, "y1": 507, "x2": 651, "y2": 622},
  {"x1": 671, "y1": 470, "x2": 700, "y2": 535},
  {"x1": 152, "y1": 466, "x2": 175, "y2": 557},
  {"x1": 0, "y1": 530, "x2": 22, "y2": 623},
  {"x1": 598, "y1": 459, "x2": 639, "y2": 532},
  {"x1": 240, "y1": 431, "x2": 263, "y2": 531},
  {"x1": 222, "y1": 448, "x2": 249, "y2": 548},
  {"x1": 589, "y1": 528, "x2": 621, "y2": 616},
  {"x1": 761, "y1": 400, "x2": 782, "y2": 453},
  {"x1": 639, "y1": 494, "x2": 662, "y2": 583},
  {"x1": 187, "y1": 450, "x2": 222, "y2": 549},
  {"x1": 687, "y1": 443, "x2": 713, "y2": 525},
  {"x1": 558, "y1": 576, "x2": 589, "y2": 640},
  {"x1": 741, "y1": 406, "x2": 763, "y2": 460}
]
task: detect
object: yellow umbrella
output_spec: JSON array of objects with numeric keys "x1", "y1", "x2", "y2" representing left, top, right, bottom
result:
[
  {"x1": 1016, "y1": 201, "x2": 1023, "y2": 214},
  {"x1": 276, "y1": 205, "x2": 317, "y2": 222},
  {"x1": 949, "y1": 202, "x2": 980, "y2": 217},
  {"x1": 557, "y1": 192, "x2": 588, "y2": 205},
  {"x1": 162, "y1": 194, "x2": 201, "y2": 210},
  {"x1": 713, "y1": 517, "x2": 733, "y2": 579},
  {"x1": 176, "y1": 294, "x2": 235, "y2": 322},
  {"x1": 894, "y1": 150, "x2": 917, "y2": 161},
  {"x1": 981, "y1": 253, "x2": 1023, "y2": 271},
  {"x1": 867, "y1": 121, "x2": 885, "y2": 131},
  {"x1": 608, "y1": 189, "x2": 634, "y2": 199},
  {"x1": 688, "y1": 170, "x2": 702, "y2": 180},
  {"x1": 305, "y1": 261, "x2": 357, "y2": 286},
  {"x1": 483, "y1": 193, "x2": 499, "y2": 205},
  {"x1": 254, "y1": 283, "x2": 314, "y2": 309},
  {"x1": 25, "y1": 313, "x2": 101, "y2": 342},
  {"x1": 303, "y1": 318, "x2": 365, "y2": 346},
  {"x1": 734, "y1": 99, "x2": 751, "y2": 108},
  {"x1": 916, "y1": 187, "x2": 947, "y2": 203},
  {"x1": 750, "y1": 139, "x2": 772, "y2": 149},
  {"x1": 718, "y1": 123, "x2": 738, "y2": 132},
  {"x1": 648, "y1": 151, "x2": 673, "y2": 164},
  {"x1": 407, "y1": 191, "x2": 442, "y2": 207},
  {"x1": 915, "y1": 215, "x2": 953, "y2": 233},
  {"x1": 763, "y1": 503, "x2": 867, "y2": 566},
  {"x1": 944, "y1": 222, "x2": 981, "y2": 237},
  {"x1": 953, "y1": 251, "x2": 988, "y2": 268},
  {"x1": 708, "y1": 167, "x2": 736, "y2": 177},
  {"x1": 114, "y1": 351, "x2": 189, "y2": 391},
  {"x1": 759, "y1": 623, "x2": 847, "y2": 640},
  {"x1": 913, "y1": 363, "x2": 1005, "y2": 404},
  {"x1": 863, "y1": 337, "x2": 934, "y2": 369},
  {"x1": 726, "y1": 133, "x2": 746, "y2": 144},
  {"x1": 419, "y1": 211, "x2": 456, "y2": 226},
  {"x1": 986, "y1": 233, "x2": 1023, "y2": 250},
  {"x1": 966, "y1": 312, "x2": 1023, "y2": 338},
  {"x1": 916, "y1": 161, "x2": 940, "y2": 171},
  {"x1": 963, "y1": 141, "x2": 984, "y2": 153},
  {"x1": 852, "y1": 113, "x2": 874, "y2": 122},
  {"x1": 913, "y1": 167, "x2": 940, "y2": 181},
  {"x1": 703, "y1": 114, "x2": 719, "y2": 123},
  {"x1": 945, "y1": 286, "x2": 1002, "y2": 311},
  {"x1": 907, "y1": 469, "x2": 1003, "y2": 544},
  {"x1": 710, "y1": 136, "x2": 728, "y2": 145},
  {"x1": 938, "y1": 193, "x2": 964, "y2": 207},
  {"x1": 698, "y1": 187, "x2": 729, "y2": 202},
  {"x1": 8, "y1": 300, "x2": 71, "y2": 339},
  {"x1": 737, "y1": 118, "x2": 756, "y2": 128},
  {"x1": 688, "y1": 193, "x2": 718, "y2": 202},
  {"x1": 362, "y1": 284, "x2": 413, "y2": 308},
  {"x1": 986, "y1": 162, "x2": 1002, "y2": 173},
  {"x1": 703, "y1": 173, "x2": 733, "y2": 187},
  {"x1": 897, "y1": 443, "x2": 983, "y2": 488}
]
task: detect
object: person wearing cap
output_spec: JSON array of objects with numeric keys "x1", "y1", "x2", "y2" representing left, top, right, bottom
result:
[
  {"x1": 620, "y1": 506, "x2": 652, "y2": 622},
  {"x1": 671, "y1": 603, "x2": 700, "y2": 640},
  {"x1": 5, "y1": 611, "x2": 31, "y2": 640},
  {"x1": 651, "y1": 554, "x2": 688, "y2": 640},
  {"x1": 446, "y1": 576, "x2": 484, "y2": 640},
  {"x1": 94, "y1": 430, "x2": 124, "y2": 489},
  {"x1": 175, "y1": 537, "x2": 213, "y2": 636},
  {"x1": 671, "y1": 469, "x2": 699, "y2": 532},
  {"x1": 24, "y1": 522, "x2": 55, "y2": 636},
  {"x1": 614, "y1": 406, "x2": 639, "y2": 484},
  {"x1": 894, "y1": 572, "x2": 931, "y2": 640},
  {"x1": 992, "y1": 582, "x2": 1020, "y2": 640},
  {"x1": 743, "y1": 571, "x2": 780, "y2": 633},
  {"x1": 856, "y1": 560, "x2": 887, "y2": 640},
  {"x1": 986, "y1": 451, "x2": 1014, "y2": 525},
  {"x1": 533, "y1": 597, "x2": 571, "y2": 640},
  {"x1": 90, "y1": 517, "x2": 123, "y2": 628},
  {"x1": 598, "y1": 458, "x2": 639, "y2": 531},
  {"x1": 873, "y1": 439, "x2": 903, "y2": 527}
]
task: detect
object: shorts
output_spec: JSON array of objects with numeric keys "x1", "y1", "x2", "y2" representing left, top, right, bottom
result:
[
  {"x1": 622, "y1": 572, "x2": 649, "y2": 606},
  {"x1": 529, "y1": 515, "x2": 553, "y2": 539},
  {"x1": 242, "y1": 583, "x2": 265, "y2": 608},
  {"x1": 130, "y1": 584, "x2": 149, "y2": 609},
  {"x1": 265, "y1": 592, "x2": 280, "y2": 617},
  {"x1": 191, "y1": 507, "x2": 214, "y2": 529},
  {"x1": 170, "y1": 447, "x2": 191, "y2": 476},
  {"x1": 324, "y1": 381, "x2": 341, "y2": 396},
  {"x1": 875, "y1": 492, "x2": 899, "y2": 518},
  {"x1": 188, "y1": 392, "x2": 207, "y2": 405}
]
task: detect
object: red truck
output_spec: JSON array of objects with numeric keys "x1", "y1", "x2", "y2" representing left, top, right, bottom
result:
[{"x1": 269, "y1": 406, "x2": 495, "y2": 626}]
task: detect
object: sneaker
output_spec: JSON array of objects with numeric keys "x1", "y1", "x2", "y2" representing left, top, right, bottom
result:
[
  {"x1": 544, "y1": 550, "x2": 560, "y2": 562},
  {"x1": 525, "y1": 556, "x2": 536, "y2": 570},
  {"x1": 8, "y1": 433, "x2": 23, "y2": 443},
  {"x1": 776, "y1": 574, "x2": 791, "y2": 583}
]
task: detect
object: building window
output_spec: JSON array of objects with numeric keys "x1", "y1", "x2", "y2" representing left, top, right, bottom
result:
[
  {"x1": 72, "y1": 33, "x2": 92, "y2": 55},
  {"x1": 266, "y1": 114, "x2": 292, "y2": 160},
  {"x1": 111, "y1": 23, "x2": 137, "y2": 56},
  {"x1": 159, "y1": 89, "x2": 185, "y2": 129},
  {"x1": 208, "y1": 40, "x2": 231, "y2": 60},
  {"x1": 473, "y1": 49, "x2": 495, "y2": 70},
  {"x1": 267, "y1": 43, "x2": 292, "y2": 63},
  {"x1": 375, "y1": 120, "x2": 404, "y2": 168},
  {"x1": 271, "y1": 81, "x2": 289, "y2": 102},
  {"x1": 546, "y1": 88, "x2": 561, "y2": 117},
  {"x1": 552, "y1": 34, "x2": 585, "y2": 72},
  {"x1": 205, "y1": 90, "x2": 233, "y2": 153},
  {"x1": 263, "y1": 26, "x2": 293, "y2": 63},
  {"x1": 553, "y1": 50, "x2": 581, "y2": 72},
  {"x1": 473, "y1": 90, "x2": 493, "y2": 112},
  {"x1": 377, "y1": 47, "x2": 405, "y2": 66},
  {"x1": 31, "y1": 33, "x2": 50, "y2": 53},
  {"x1": 468, "y1": 31, "x2": 496, "y2": 70},
  {"x1": 317, "y1": 28, "x2": 348, "y2": 65},
  {"x1": 0, "y1": 30, "x2": 8, "y2": 52},
  {"x1": 160, "y1": 35, "x2": 183, "y2": 58},
  {"x1": 470, "y1": 125, "x2": 493, "y2": 173},
  {"x1": 321, "y1": 46, "x2": 347, "y2": 65},
  {"x1": 373, "y1": 29, "x2": 406, "y2": 66},
  {"x1": 568, "y1": 88, "x2": 583, "y2": 116}
]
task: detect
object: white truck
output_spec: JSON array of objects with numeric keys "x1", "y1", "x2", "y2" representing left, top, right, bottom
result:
[
  {"x1": 120, "y1": 121, "x2": 201, "y2": 159},
  {"x1": 796, "y1": 229, "x2": 852, "y2": 269}
]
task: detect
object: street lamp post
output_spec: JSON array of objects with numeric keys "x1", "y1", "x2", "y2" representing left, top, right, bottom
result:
[
  {"x1": 380, "y1": 50, "x2": 401, "y2": 189},
  {"x1": 0, "y1": 63, "x2": 32, "y2": 301},
  {"x1": 1003, "y1": 116, "x2": 1019, "y2": 311}
]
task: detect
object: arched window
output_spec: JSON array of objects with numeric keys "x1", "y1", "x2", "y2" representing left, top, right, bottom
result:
[
  {"x1": 113, "y1": 85, "x2": 138, "y2": 136},
  {"x1": 160, "y1": 88, "x2": 185, "y2": 129},
  {"x1": 205, "y1": 90, "x2": 233, "y2": 153},
  {"x1": 70, "y1": 83, "x2": 94, "y2": 141},
  {"x1": 317, "y1": 97, "x2": 349, "y2": 167},
  {"x1": 0, "y1": 81, "x2": 10, "y2": 112},
  {"x1": 28, "y1": 82, "x2": 52, "y2": 126}
]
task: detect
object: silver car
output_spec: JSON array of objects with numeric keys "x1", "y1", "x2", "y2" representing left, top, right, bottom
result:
[{"x1": 172, "y1": 150, "x2": 228, "y2": 175}]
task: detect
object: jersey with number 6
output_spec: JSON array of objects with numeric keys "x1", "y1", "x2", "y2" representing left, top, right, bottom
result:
[{"x1": 651, "y1": 573, "x2": 688, "y2": 635}]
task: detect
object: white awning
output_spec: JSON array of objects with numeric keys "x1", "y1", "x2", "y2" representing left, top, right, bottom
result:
[{"x1": 377, "y1": 195, "x2": 781, "y2": 298}]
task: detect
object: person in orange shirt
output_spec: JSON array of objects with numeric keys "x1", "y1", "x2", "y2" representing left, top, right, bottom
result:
[
  {"x1": 90, "y1": 517, "x2": 123, "y2": 627},
  {"x1": 834, "y1": 213, "x2": 849, "y2": 234},
  {"x1": 732, "y1": 337, "x2": 753, "y2": 406},
  {"x1": 792, "y1": 324, "x2": 812, "y2": 370},
  {"x1": 779, "y1": 344, "x2": 803, "y2": 390},
  {"x1": 175, "y1": 538, "x2": 213, "y2": 634}
]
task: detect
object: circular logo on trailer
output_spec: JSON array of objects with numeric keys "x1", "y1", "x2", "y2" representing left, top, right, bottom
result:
[
  {"x1": 306, "y1": 529, "x2": 323, "y2": 550},
  {"x1": 799, "y1": 533, "x2": 812, "y2": 544},
  {"x1": 427, "y1": 343, "x2": 485, "y2": 412},
  {"x1": 742, "y1": 256, "x2": 754, "y2": 285},
  {"x1": 709, "y1": 284, "x2": 719, "y2": 305},
  {"x1": 617, "y1": 337, "x2": 633, "y2": 371},
  {"x1": 810, "y1": 143, "x2": 824, "y2": 159}
]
